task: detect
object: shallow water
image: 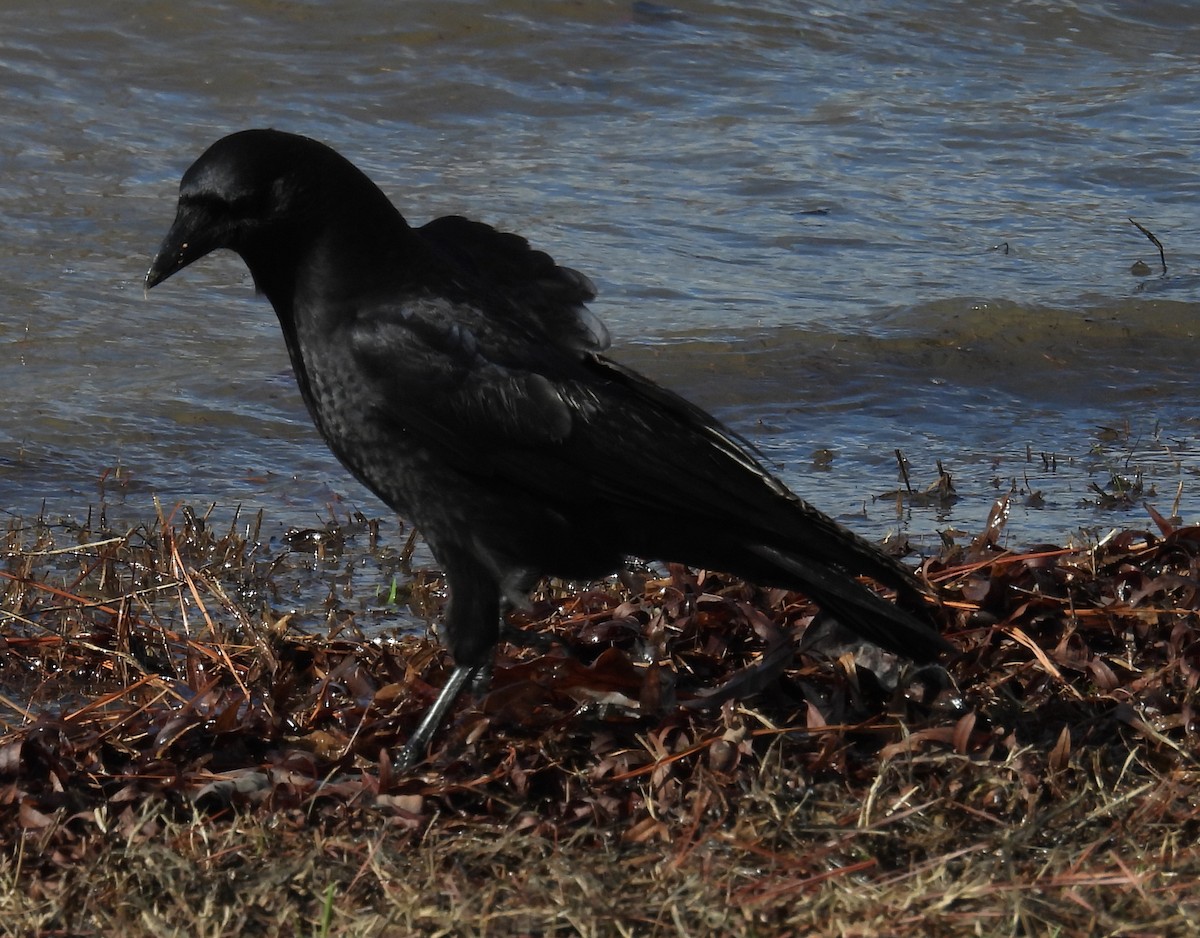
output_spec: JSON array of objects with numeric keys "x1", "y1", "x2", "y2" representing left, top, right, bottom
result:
[{"x1": 3, "y1": 1, "x2": 1200, "y2": 595}]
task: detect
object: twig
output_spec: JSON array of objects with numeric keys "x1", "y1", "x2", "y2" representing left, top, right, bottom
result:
[
  {"x1": 1129, "y1": 217, "x2": 1167, "y2": 274},
  {"x1": 895, "y1": 449, "x2": 914, "y2": 495}
]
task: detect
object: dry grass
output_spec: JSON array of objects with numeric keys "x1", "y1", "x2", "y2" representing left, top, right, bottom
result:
[{"x1": 1, "y1": 497, "x2": 1198, "y2": 937}]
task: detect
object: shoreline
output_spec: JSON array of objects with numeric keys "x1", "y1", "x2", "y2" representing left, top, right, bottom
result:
[{"x1": 0, "y1": 502, "x2": 1194, "y2": 934}]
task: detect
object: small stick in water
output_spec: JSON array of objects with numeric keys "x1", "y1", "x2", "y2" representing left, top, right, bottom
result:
[{"x1": 1129, "y1": 217, "x2": 1167, "y2": 274}]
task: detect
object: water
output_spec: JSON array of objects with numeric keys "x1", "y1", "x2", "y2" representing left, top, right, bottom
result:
[{"x1": 3, "y1": 0, "x2": 1200, "y2": 590}]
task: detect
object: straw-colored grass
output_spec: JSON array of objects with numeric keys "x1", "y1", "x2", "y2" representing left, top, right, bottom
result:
[{"x1": 1, "y1": 498, "x2": 1197, "y2": 936}]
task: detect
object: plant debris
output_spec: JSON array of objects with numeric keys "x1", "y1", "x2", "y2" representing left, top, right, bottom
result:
[
  {"x1": 1129, "y1": 217, "x2": 1167, "y2": 275},
  {"x1": 1, "y1": 499, "x2": 1198, "y2": 935}
]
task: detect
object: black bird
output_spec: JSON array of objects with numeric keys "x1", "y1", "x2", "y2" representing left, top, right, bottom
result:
[{"x1": 145, "y1": 130, "x2": 950, "y2": 768}]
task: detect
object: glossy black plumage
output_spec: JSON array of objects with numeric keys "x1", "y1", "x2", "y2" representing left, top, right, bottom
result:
[{"x1": 146, "y1": 130, "x2": 950, "y2": 758}]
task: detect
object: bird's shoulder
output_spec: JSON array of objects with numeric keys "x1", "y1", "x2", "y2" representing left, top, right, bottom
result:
[
  {"x1": 413, "y1": 214, "x2": 609, "y2": 355},
  {"x1": 343, "y1": 289, "x2": 585, "y2": 453}
]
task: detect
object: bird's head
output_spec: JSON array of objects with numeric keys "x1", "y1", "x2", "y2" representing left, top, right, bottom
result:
[{"x1": 145, "y1": 129, "x2": 384, "y2": 292}]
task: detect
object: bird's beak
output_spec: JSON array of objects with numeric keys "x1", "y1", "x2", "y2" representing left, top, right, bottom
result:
[{"x1": 145, "y1": 203, "x2": 222, "y2": 290}]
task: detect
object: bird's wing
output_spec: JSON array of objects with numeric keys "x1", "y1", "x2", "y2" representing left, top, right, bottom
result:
[
  {"x1": 348, "y1": 297, "x2": 816, "y2": 528},
  {"x1": 415, "y1": 215, "x2": 610, "y2": 355},
  {"x1": 347, "y1": 297, "x2": 940, "y2": 654},
  {"x1": 352, "y1": 220, "x2": 916, "y2": 589},
  {"x1": 348, "y1": 295, "x2": 576, "y2": 456}
]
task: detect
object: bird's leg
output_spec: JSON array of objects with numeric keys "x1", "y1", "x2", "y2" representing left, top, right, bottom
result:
[
  {"x1": 394, "y1": 553, "x2": 503, "y2": 772},
  {"x1": 394, "y1": 663, "x2": 479, "y2": 772},
  {"x1": 494, "y1": 568, "x2": 571, "y2": 656},
  {"x1": 468, "y1": 658, "x2": 494, "y2": 696}
]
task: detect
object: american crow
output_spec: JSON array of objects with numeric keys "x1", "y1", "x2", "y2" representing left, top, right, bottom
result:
[{"x1": 146, "y1": 129, "x2": 950, "y2": 768}]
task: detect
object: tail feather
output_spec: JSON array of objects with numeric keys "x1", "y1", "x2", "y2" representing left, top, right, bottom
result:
[{"x1": 749, "y1": 544, "x2": 951, "y2": 662}]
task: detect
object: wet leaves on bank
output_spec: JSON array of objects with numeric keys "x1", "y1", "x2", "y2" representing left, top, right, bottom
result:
[{"x1": 1, "y1": 500, "x2": 1199, "y2": 932}]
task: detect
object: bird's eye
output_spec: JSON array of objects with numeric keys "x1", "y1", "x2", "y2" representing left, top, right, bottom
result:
[
  {"x1": 182, "y1": 191, "x2": 257, "y2": 218},
  {"x1": 227, "y1": 193, "x2": 262, "y2": 217}
]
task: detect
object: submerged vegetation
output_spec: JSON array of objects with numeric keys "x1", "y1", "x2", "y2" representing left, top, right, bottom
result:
[{"x1": 0, "y1": 496, "x2": 1198, "y2": 936}]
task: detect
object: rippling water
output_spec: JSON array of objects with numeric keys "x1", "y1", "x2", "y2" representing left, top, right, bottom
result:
[{"x1": 3, "y1": 0, "x2": 1200, "y2": 580}]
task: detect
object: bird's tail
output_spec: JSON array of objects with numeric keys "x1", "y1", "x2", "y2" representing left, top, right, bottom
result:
[{"x1": 749, "y1": 544, "x2": 951, "y2": 662}]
